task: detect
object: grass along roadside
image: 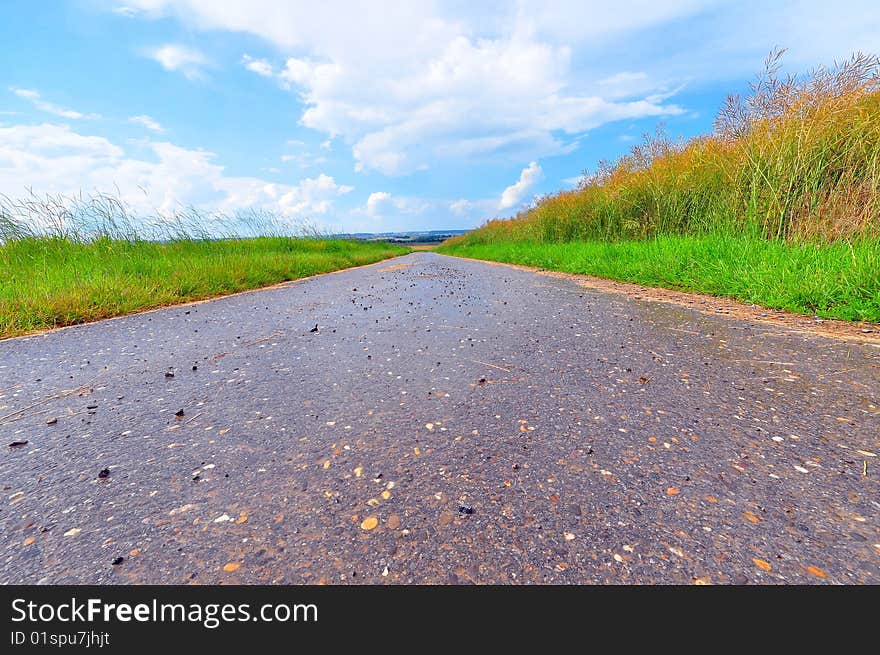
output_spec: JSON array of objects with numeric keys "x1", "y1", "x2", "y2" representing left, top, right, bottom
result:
[
  {"x1": 438, "y1": 236, "x2": 880, "y2": 323},
  {"x1": 0, "y1": 237, "x2": 408, "y2": 339},
  {"x1": 440, "y1": 52, "x2": 880, "y2": 323},
  {"x1": 460, "y1": 52, "x2": 880, "y2": 246}
]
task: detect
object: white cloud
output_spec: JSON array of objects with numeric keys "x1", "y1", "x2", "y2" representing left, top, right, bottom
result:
[
  {"x1": 443, "y1": 196, "x2": 504, "y2": 224},
  {"x1": 112, "y1": 6, "x2": 140, "y2": 17},
  {"x1": 278, "y1": 57, "x2": 343, "y2": 95},
  {"x1": 146, "y1": 44, "x2": 209, "y2": 79},
  {"x1": 499, "y1": 162, "x2": 543, "y2": 210},
  {"x1": 117, "y1": 1, "x2": 880, "y2": 177},
  {"x1": 318, "y1": 35, "x2": 682, "y2": 175},
  {"x1": 11, "y1": 88, "x2": 99, "y2": 120},
  {"x1": 391, "y1": 196, "x2": 430, "y2": 215},
  {"x1": 275, "y1": 173, "x2": 352, "y2": 217},
  {"x1": 366, "y1": 191, "x2": 391, "y2": 217},
  {"x1": 128, "y1": 114, "x2": 165, "y2": 132},
  {"x1": 280, "y1": 151, "x2": 327, "y2": 169},
  {"x1": 119, "y1": 2, "x2": 688, "y2": 175},
  {"x1": 361, "y1": 191, "x2": 431, "y2": 221},
  {"x1": 280, "y1": 139, "x2": 329, "y2": 168},
  {"x1": 0, "y1": 122, "x2": 351, "y2": 223},
  {"x1": 242, "y1": 54, "x2": 274, "y2": 77},
  {"x1": 449, "y1": 199, "x2": 472, "y2": 216}
]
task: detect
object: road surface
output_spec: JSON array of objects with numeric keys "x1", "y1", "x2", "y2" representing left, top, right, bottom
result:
[{"x1": 1, "y1": 252, "x2": 878, "y2": 584}]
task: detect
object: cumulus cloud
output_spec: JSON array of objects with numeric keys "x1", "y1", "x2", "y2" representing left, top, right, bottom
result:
[
  {"x1": 366, "y1": 191, "x2": 391, "y2": 217},
  {"x1": 298, "y1": 34, "x2": 682, "y2": 175},
  {"x1": 116, "y1": 1, "x2": 880, "y2": 178},
  {"x1": 361, "y1": 191, "x2": 431, "y2": 221},
  {"x1": 392, "y1": 196, "x2": 430, "y2": 215},
  {"x1": 0, "y1": 122, "x2": 351, "y2": 222},
  {"x1": 11, "y1": 88, "x2": 99, "y2": 120},
  {"x1": 118, "y1": 2, "x2": 692, "y2": 176},
  {"x1": 128, "y1": 114, "x2": 165, "y2": 132},
  {"x1": 146, "y1": 44, "x2": 209, "y2": 79},
  {"x1": 274, "y1": 173, "x2": 352, "y2": 217},
  {"x1": 499, "y1": 162, "x2": 543, "y2": 210},
  {"x1": 278, "y1": 57, "x2": 343, "y2": 96}
]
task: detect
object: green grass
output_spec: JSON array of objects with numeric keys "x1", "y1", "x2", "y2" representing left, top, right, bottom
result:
[
  {"x1": 0, "y1": 237, "x2": 408, "y2": 339},
  {"x1": 438, "y1": 236, "x2": 880, "y2": 322}
]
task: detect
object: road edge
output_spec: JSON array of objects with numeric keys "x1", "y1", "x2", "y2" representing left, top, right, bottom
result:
[
  {"x1": 436, "y1": 252, "x2": 880, "y2": 347},
  {"x1": 1, "y1": 252, "x2": 416, "y2": 344}
]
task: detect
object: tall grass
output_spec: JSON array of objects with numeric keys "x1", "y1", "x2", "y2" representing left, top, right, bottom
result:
[
  {"x1": 441, "y1": 51, "x2": 880, "y2": 322},
  {"x1": 0, "y1": 192, "x2": 408, "y2": 339},
  {"x1": 0, "y1": 190, "x2": 328, "y2": 243},
  {"x1": 449, "y1": 50, "x2": 880, "y2": 246}
]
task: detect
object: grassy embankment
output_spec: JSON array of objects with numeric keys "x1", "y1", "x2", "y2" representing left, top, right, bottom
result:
[
  {"x1": 0, "y1": 197, "x2": 407, "y2": 339},
  {"x1": 439, "y1": 51, "x2": 880, "y2": 323}
]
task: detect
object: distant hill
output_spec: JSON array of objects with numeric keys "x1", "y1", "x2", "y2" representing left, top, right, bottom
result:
[{"x1": 336, "y1": 229, "x2": 469, "y2": 244}]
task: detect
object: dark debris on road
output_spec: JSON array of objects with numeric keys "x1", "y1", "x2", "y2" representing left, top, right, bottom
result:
[{"x1": 0, "y1": 252, "x2": 878, "y2": 585}]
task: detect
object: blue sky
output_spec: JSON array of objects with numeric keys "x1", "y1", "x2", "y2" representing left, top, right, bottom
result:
[{"x1": 1, "y1": 1, "x2": 878, "y2": 233}]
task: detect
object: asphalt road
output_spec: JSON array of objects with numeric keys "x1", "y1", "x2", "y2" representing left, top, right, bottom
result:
[{"x1": 1, "y1": 252, "x2": 878, "y2": 584}]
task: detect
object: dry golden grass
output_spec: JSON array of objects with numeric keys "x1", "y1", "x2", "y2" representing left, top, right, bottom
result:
[{"x1": 449, "y1": 50, "x2": 880, "y2": 246}]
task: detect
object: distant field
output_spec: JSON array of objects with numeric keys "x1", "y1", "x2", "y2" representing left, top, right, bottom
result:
[{"x1": 0, "y1": 237, "x2": 408, "y2": 339}]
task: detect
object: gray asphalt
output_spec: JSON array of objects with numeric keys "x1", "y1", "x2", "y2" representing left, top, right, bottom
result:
[{"x1": 1, "y1": 252, "x2": 878, "y2": 584}]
